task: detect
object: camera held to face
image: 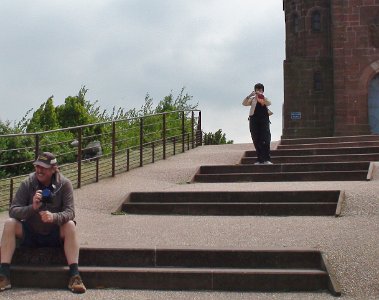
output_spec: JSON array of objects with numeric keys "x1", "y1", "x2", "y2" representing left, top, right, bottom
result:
[{"x1": 41, "y1": 188, "x2": 53, "y2": 204}]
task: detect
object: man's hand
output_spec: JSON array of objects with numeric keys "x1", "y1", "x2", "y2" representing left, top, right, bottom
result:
[
  {"x1": 33, "y1": 190, "x2": 43, "y2": 211},
  {"x1": 39, "y1": 211, "x2": 54, "y2": 223}
]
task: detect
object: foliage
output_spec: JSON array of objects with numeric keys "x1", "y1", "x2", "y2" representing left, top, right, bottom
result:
[
  {"x1": 0, "y1": 120, "x2": 35, "y2": 176},
  {"x1": 55, "y1": 87, "x2": 99, "y2": 129},
  {"x1": 38, "y1": 131, "x2": 77, "y2": 164},
  {"x1": 26, "y1": 96, "x2": 59, "y2": 132},
  {"x1": 0, "y1": 86, "x2": 230, "y2": 180},
  {"x1": 155, "y1": 87, "x2": 198, "y2": 113},
  {"x1": 203, "y1": 129, "x2": 233, "y2": 145},
  {"x1": 0, "y1": 120, "x2": 13, "y2": 135}
]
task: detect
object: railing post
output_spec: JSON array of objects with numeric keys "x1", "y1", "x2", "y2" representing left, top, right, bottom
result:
[
  {"x1": 9, "y1": 178, "x2": 14, "y2": 205},
  {"x1": 112, "y1": 122, "x2": 116, "y2": 177},
  {"x1": 152, "y1": 142, "x2": 155, "y2": 163},
  {"x1": 163, "y1": 113, "x2": 166, "y2": 160},
  {"x1": 35, "y1": 134, "x2": 40, "y2": 159},
  {"x1": 191, "y1": 111, "x2": 195, "y2": 149},
  {"x1": 196, "y1": 111, "x2": 202, "y2": 147},
  {"x1": 77, "y1": 128, "x2": 82, "y2": 189},
  {"x1": 181, "y1": 111, "x2": 185, "y2": 153},
  {"x1": 95, "y1": 158, "x2": 99, "y2": 182},
  {"x1": 126, "y1": 148, "x2": 130, "y2": 171},
  {"x1": 140, "y1": 118, "x2": 143, "y2": 167}
]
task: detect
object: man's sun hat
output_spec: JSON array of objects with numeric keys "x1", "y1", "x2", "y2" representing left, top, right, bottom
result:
[{"x1": 33, "y1": 152, "x2": 57, "y2": 168}]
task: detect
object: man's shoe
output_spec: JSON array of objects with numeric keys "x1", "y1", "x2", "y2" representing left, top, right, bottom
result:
[
  {"x1": 68, "y1": 274, "x2": 86, "y2": 294},
  {"x1": 0, "y1": 274, "x2": 11, "y2": 291},
  {"x1": 254, "y1": 162, "x2": 262, "y2": 165},
  {"x1": 263, "y1": 161, "x2": 273, "y2": 165}
]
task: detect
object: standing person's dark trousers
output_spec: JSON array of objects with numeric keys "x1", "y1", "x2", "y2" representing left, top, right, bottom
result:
[{"x1": 249, "y1": 116, "x2": 271, "y2": 163}]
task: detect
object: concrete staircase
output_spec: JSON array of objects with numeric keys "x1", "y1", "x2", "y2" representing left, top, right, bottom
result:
[
  {"x1": 121, "y1": 190, "x2": 343, "y2": 216},
  {"x1": 8, "y1": 136, "x2": 370, "y2": 296},
  {"x1": 192, "y1": 135, "x2": 379, "y2": 183},
  {"x1": 7, "y1": 247, "x2": 341, "y2": 296}
]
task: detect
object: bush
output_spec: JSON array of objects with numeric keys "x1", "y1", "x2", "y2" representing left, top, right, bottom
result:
[{"x1": 203, "y1": 129, "x2": 233, "y2": 145}]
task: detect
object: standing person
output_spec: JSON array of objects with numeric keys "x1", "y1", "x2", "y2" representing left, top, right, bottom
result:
[
  {"x1": 242, "y1": 83, "x2": 273, "y2": 165},
  {"x1": 0, "y1": 152, "x2": 86, "y2": 293}
]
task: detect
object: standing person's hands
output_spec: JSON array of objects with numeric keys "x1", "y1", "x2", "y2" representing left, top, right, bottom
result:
[
  {"x1": 257, "y1": 93, "x2": 266, "y2": 105},
  {"x1": 247, "y1": 91, "x2": 256, "y2": 98}
]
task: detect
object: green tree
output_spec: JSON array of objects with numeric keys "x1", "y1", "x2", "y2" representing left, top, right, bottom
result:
[
  {"x1": 26, "y1": 96, "x2": 59, "y2": 132},
  {"x1": 0, "y1": 119, "x2": 13, "y2": 135},
  {"x1": 0, "y1": 120, "x2": 35, "y2": 178},
  {"x1": 1, "y1": 86, "x2": 235, "y2": 179},
  {"x1": 203, "y1": 129, "x2": 233, "y2": 145},
  {"x1": 56, "y1": 87, "x2": 97, "y2": 129},
  {"x1": 155, "y1": 87, "x2": 198, "y2": 113}
]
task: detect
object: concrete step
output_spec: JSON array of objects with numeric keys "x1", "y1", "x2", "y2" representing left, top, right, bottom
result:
[
  {"x1": 280, "y1": 134, "x2": 379, "y2": 146},
  {"x1": 123, "y1": 191, "x2": 341, "y2": 203},
  {"x1": 12, "y1": 265, "x2": 331, "y2": 292},
  {"x1": 193, "y1": 171, "x2": 368, "y2": 182},
  {"x1": 7, "y1": 247, "x2": 341, "y2": 295},
  {"x1": 121, "y1": 191, "x2": 342, "y2": 216},
  {"x1": 122, "y1": 202, "x2": 339, "y2": 216},
  {"x1": 192, "y1": 162, "x2": 370, "y2": 182},
  {"x1": 241, "y1": 153, "x2": 379, "y2": 164},
  {"x1": 277, "y1": 140, "x2": 379, "y2": 150},
  {"x1": 196, "y1": 162, "x2": 370, "y2": 174},
  {"x1": 244, "y1": 146, "x2": 379, "y2": 157}
]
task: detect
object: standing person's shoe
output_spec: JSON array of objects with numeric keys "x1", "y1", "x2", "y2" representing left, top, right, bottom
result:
[
  {"x1": 68, "y1": 274, "x2": 86, "y2": 293},
  {"x1": 0, "y1": 274, "x2": 11, "y2": 291},
  {"x1": 254, "y1": 162, "x2": 262, "y2": 165},
  {"x1": 263, "y1": 161, "x2": 273, "y2": 165}
]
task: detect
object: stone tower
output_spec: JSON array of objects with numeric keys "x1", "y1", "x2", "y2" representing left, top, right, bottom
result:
[{"x1": 282, "y1": 0, "x2": 379, "y2": 138}]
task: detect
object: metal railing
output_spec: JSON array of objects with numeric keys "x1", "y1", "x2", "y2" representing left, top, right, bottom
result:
[{"x1": 0, "y1": 110, "x2": 202, "y2": 210}]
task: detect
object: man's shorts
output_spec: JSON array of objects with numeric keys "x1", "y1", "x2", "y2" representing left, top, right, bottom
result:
[{"x1": 20, "y1": 222, "x2": 63, "y2": 248}]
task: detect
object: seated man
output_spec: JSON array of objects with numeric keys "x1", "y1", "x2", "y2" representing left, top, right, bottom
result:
[{"x1": 0, "y1": 152, "x2": 86, "y2": 293}]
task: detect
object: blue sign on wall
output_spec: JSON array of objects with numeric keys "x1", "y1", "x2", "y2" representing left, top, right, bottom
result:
[
  {"x1": 291, "y1": 112, "x2": 302, "y2": 120},
  {"x1": 368, "y1": 74, "x2": 379, "y2": 134}
]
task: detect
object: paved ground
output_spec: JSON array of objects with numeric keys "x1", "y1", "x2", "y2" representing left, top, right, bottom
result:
[{"x1": 0, "y1": 143, "x2": 378, "y2": 300}]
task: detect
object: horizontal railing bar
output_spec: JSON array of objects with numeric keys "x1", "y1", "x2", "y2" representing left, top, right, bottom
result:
[{"x1": 0, "y1": 110, "x2": 200, "y2": 138}]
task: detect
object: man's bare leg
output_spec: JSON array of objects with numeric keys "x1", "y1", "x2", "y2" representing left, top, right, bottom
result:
[
  {"x1": 0, "y1": 218, "x2": 23, "y2": 291},
  {"x1": 60, "y1": 220, "x2": 79, "y2": 265},
  {"x1": 0, "y1": 218, "x2": 23, "y2": 263}
]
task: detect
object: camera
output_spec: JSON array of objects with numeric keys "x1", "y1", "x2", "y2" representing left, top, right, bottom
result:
[{"x1": 41, "y1": 188, "x2": 53, "y2": 204}]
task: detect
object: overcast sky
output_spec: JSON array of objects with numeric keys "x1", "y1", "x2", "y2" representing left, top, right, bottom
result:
[{"x1": 0, "y1": 0, "x2": 285, "y2": 143}]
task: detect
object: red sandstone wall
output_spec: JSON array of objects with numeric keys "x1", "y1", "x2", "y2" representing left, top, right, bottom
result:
[
  {"x1": 282, "y1": 0, "x2": 334, "y2": 138},
  {"x1": 282, "y1": 0, "x2": 379, "y2": 138},
  {"x1": 331, "y1": 0, "x2": 379, "y2": 135}
]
